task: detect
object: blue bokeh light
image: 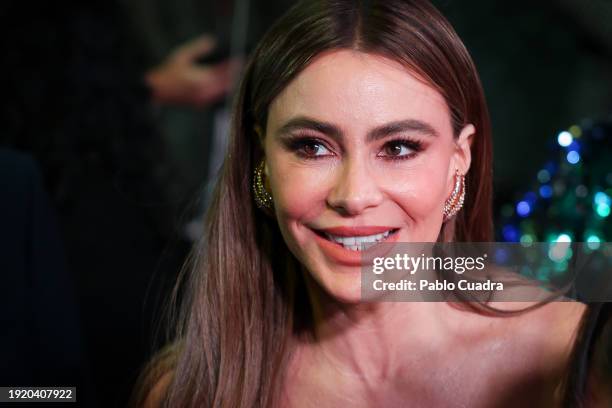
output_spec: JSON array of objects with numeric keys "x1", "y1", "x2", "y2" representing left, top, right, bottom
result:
[
  {"x1": 502, "y1": 225, "x2": 520, "y2": 242},
  {"x1": 594, "y1": 192, "x2": 611, "y2": 206},
  {"x1": 516, "y1": 201, "x2": 531, "y2": 217},
  {"x1": 566, "y1": 150, "x2": 580, "y2": 164},
  {"x1": 539, "y1": 185, "x2": 553, "y2": 198}
]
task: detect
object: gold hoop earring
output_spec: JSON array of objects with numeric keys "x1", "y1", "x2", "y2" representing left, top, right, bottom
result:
[
  {"x1": 253, "y1": 159, "x2": 274, "y2": 211},
  {"x1": 443, "y1": 169, "x2": 465, "y2": 221}
]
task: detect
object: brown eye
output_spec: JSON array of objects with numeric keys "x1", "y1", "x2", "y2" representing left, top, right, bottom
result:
[
  {"x1": 381, "y1": 141, "x2": 413, "y2": 157},
  {"x1": 303, "y1": 142, "x2": 321, "y2": 156},
  {"x1": 385, "y1": 143, "x2": 403, "y2": 156},
  {"x1": 298, "y1": 141, "x2": 332, "y2": 157}
]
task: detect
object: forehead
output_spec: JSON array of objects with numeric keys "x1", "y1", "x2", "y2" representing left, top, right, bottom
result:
[{"x1": 267, "y1": 49, "x2": 453, "y2": 136}]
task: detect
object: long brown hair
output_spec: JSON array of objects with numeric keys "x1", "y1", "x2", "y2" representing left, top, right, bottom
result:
[
  {"x1": 136, "y1": 1, "x2": 493, "y2": 406},
  {"x1": 561, "y1": 302, "x2": 612, "y2": 407}
]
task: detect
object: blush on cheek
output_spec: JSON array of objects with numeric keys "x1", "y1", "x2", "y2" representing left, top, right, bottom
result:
[
  {"x1": 268, "y1": 167, "x2": 327, "y2": 255},
  {"x1": 386, "y1": 170, "x2": 447, "y2": 216},
  {"x1": 381, "y1": 168, "x2": 448, "y2": 242},
  {"x1": 271, "y1": 163, "x2": 332, "y2": 219}
]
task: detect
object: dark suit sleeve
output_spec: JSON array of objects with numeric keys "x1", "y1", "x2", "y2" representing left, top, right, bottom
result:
[{"x1": 0, "y1": 149, "x2": 86, "y2": 390}]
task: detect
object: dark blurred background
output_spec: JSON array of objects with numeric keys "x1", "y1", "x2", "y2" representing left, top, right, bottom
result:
[{"x1": 0, "y1": 0, "x2": 610, "y2": 407}]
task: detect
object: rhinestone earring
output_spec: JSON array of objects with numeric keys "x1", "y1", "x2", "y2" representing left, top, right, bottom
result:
[
  {"x1": 443, "y1": 169, "x2": 465, "y2": 221},
  {"x1": 253, "y1": 159, "x2": 274, "y2": 211}
]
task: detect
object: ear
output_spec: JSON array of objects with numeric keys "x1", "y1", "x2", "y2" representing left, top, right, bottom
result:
[{"x1": 452, "y1": 124, "x2": 475, "y2": 175}]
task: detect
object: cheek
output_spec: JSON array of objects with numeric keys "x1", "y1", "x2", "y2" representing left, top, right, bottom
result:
[
  {"x1": 268, "y1": 160, "x2": 331, "y2": 236},
  {"x1": 382, "y1": 157, "x2": 451, "y2": 221},
  {"x1": 273, "y1": 165, "x2": 327, "y2": 212}
]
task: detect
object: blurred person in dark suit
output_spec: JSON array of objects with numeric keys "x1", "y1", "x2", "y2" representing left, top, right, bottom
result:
[
  {"x1": 0, "y1": 0, "x2": 295, "y2": 406},
  {"x1": 0, "y1": 1, "x2": 195, "y2": 406},
  {"x1": 0, "y1": 149, "x2": 93, "y2": 404}
]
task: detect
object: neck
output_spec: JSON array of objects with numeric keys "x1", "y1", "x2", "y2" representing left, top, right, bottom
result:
[
  {"x1": 284, "y1": 272, "x2": 584, "y2": 407},
  {"x1": 297, "y1": 273, "x2": 461, "y2": 386}
]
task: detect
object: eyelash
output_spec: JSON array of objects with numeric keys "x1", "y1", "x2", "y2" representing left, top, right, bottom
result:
[
  {"x1": 287, "y1": 137, "x2": 333, "y2": 159},
  {"x1": 286, "y1": 136, "x2": 424, "y2": 161},
  {"x1": 380, "y1": 137, "x2": 424, "y2": 161}
]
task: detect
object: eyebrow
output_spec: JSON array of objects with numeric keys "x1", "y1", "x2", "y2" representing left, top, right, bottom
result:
[{"x1": 275, "y1": 116, "x2": 439, "y2": 142}]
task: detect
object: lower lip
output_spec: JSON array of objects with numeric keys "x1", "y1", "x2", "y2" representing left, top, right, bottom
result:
[{"x1": 312, "y1": 229, "x2": 400, "y2": 267}]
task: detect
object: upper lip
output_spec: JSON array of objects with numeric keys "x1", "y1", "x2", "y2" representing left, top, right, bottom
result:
[{"x1": 314, "y1": 226, "x2": 397, "y2": 237}]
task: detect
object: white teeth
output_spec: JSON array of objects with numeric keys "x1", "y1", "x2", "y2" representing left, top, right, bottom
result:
[
  {"x1": 324, "y1": 230, "x2": 394, "y2": 251},
  {"x1": 362, "y1": 241, "x2": 377, "y2": 250}
]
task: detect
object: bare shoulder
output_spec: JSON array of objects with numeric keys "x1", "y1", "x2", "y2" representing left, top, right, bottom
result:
[
  {"x1": 504, "y1": 301, "x2": 586, "y2": 346},
  {"x1": 532, "y1": 301, "x2": 586, "y2": 340},
  {"x1": 142, "y1": 371, "x2": 174, "y2": 408},
  {"x1": 520, "y1": 301, "x2": 587, "y2": 369}
]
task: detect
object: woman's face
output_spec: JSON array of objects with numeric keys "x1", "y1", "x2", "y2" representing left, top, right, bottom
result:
[{"x1": 263, "y1": 50, "x2": 474, "y2": 302}]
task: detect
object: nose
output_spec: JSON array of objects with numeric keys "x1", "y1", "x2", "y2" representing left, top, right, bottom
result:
[{"x1": 326, "y1": 158, "x2": 384, "y2": 216}]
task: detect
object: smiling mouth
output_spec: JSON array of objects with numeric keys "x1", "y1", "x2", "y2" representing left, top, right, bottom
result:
[{"x1": 313, "y1": 228, "x2": 400, "y2": 251}]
